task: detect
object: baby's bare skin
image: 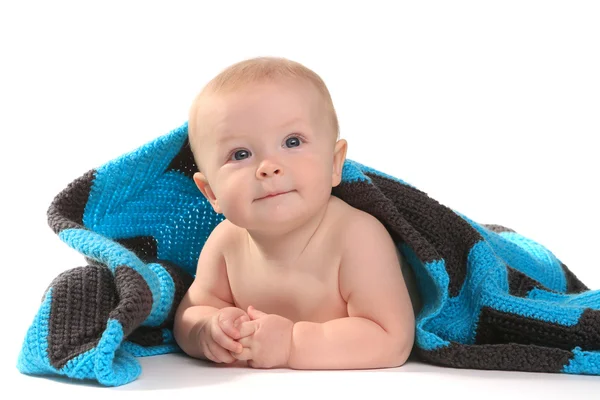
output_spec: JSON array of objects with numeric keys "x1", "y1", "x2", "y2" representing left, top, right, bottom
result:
[
  {"x1": 226, "y1": 193, "x2": 419, "y2": 330},
  {"x1": 225, "y1": 195, "x2": 350, "y2": 324},
  {"x1": 176, "y1": 194, "x2": 418, "y2": 369},
  {"x1": 174, "y1": 58, "x2": 416, "y2": 369}
]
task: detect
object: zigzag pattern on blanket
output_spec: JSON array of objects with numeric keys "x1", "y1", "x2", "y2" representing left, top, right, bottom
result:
[{"x1": 17, "y1": 122, "x2": 600, "y2": 386}]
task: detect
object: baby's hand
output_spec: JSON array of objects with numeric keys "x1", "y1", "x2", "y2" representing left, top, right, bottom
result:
[
  {"x1": 230, "y1": 305, "x2": 294, "y2": 369},
  {"x1": 199, "y1": 306, "x2": 250, "y2": 364},
  {"x1": 216, "y1": 306, "x2": 251, "y2": 341}
]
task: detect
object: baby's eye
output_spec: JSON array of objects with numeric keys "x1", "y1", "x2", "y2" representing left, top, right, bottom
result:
[
  {"x1": 285, "y1": 136, "x2": 302, "y2": 148},
  {"x1": 231, "y1": 149, "x2": 251, "y2": 161}
]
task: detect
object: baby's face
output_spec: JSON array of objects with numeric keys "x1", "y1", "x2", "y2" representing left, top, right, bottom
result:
[{"x1": 190, "y1": 79, "x2": 346, "y2": 231}]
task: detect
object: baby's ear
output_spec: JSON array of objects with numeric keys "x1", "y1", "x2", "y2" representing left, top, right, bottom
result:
[
  {"x1": 193, "y1": 172, "x2": 222, "y2": 214},
  {"x1": 331, "y1": 139, "x2": 348, "y2": 187}
]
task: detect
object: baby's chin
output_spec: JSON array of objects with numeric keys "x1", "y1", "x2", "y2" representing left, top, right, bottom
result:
[{"x1": 230, "y1": 205, "x2": 314, "y2": 232}]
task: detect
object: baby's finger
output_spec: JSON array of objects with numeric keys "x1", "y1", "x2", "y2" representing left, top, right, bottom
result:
[
  {"x1": 208, "y1": 342, "x2": 236, "y2": 364},
  {"x1": 230, "y1": 347, "x2": 252, "y2": 361},
  {"x1": 203, "y1": 343, "x2": 218, "y2": 363},
  {"x1": 213, "y1": 325, "x2": 243, "y2": 354},
  {"x1": 219, "y1": 317, "x2": 241, "y2": 339},
  {"x1": 238, "y1": 336, "x2": 252, "y2": 347},
  {"x1": 238, "y1": 320, "x2": 257, "y2": 338},
  {"x1": 234, "y1": 315, "x2": 250, "y2": 329}
]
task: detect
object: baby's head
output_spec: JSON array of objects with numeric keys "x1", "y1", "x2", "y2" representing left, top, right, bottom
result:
[{"x1": 188, "y1": 57, "x2": 347, "y2": 231}]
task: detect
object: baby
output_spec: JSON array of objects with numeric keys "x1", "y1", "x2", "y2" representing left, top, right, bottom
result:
[{"x1": 173, "y1": 57, "x2": 418, "y2": 370}]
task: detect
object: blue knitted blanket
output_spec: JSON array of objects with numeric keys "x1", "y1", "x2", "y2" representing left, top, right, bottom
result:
[{"x1": 17, "y1": 122, "x2": 600, "y2": 386}]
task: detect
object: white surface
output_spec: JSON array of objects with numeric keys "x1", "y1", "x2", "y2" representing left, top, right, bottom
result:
[
  {"x1": 2, "y1": 0, "x2": 600, "y2": 398},
  {"x1": 8, "y1": 353, "x2": 600, "y2": 399}
]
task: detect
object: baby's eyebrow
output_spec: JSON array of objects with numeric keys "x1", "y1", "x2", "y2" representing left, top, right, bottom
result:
[
  {"x1": 214, "y1": 118, "x2": 306, "y2": 145},
  {"x1": 216, "y1": 134, "x2": 242, "y2": 145}
]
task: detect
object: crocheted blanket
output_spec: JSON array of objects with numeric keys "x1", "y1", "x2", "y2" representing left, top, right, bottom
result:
[{"x1": 17, "y1": 122, "x2": 600, "y2": 386}]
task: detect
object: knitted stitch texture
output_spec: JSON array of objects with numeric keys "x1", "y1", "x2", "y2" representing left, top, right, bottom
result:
[{"x1": 17, "y1": 122, "x2": 600, "y2": 386}]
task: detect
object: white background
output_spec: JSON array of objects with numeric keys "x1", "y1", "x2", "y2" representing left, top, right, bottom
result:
[{"x1": 1, "y1": 0, "x2": 600, "y2": 398}]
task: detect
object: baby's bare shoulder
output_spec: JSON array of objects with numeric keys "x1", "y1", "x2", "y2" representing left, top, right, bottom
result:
[
  {"x1": 330, "y1": 196, "x2": 389, "y2": 240},
  {"x1": 211, "y1": 218, "x2": 244, "y2": 252}
]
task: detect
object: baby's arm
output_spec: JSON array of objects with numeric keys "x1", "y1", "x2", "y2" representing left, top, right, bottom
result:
[
  {"x1": 288, "y1": 212, "x2": 415, "y2": 369},
  {"x1": 173, "y1": 220, "x2": 242, "y2": 360}
]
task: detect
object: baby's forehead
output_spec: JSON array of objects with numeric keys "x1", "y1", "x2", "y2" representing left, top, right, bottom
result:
[
  {"x1": 191, "y1": 78, "x2": 326, "y2": 138},
  {"x1": 202, "y1": 93, "x2": 314, "y2": 127}
]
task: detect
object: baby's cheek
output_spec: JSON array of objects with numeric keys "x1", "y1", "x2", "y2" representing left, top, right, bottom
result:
[{"x1": 218, "y1": 186, "x2": 249, "y2": 223}]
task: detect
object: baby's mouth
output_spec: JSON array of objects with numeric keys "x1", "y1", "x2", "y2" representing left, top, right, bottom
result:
[{"x1": 256, "y1": 190, "x2": 293, "y2": 201}]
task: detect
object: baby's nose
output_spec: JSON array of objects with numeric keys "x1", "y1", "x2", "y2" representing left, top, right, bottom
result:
[
  {"x1": 257, "y1": 161, "x2": 282, "y2": 177},
  {"x1": 261, "y1": 167, "x2": 280, "y2": 176}
]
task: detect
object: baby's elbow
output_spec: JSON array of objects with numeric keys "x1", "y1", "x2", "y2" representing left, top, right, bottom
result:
[
  {"x1": 387, "y1": 345, "x2": 411, "y2": 368},
  {"x1": 395, "y1": 345, "x2": 412, "y2": 367},
  {"x1": 172, "y1": 296, "x2": 194, "y2": 350},
  {"x1": 172, "y1": 309, "x2": 186, "y2": 349},
  {"x1": 387, "y1": 331, "x2": 414, "y2": 368}
]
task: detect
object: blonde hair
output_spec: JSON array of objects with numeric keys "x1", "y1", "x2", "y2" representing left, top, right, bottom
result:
[{"x1": 188, "y1": 57, "x2": 340, "y2": 157}]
